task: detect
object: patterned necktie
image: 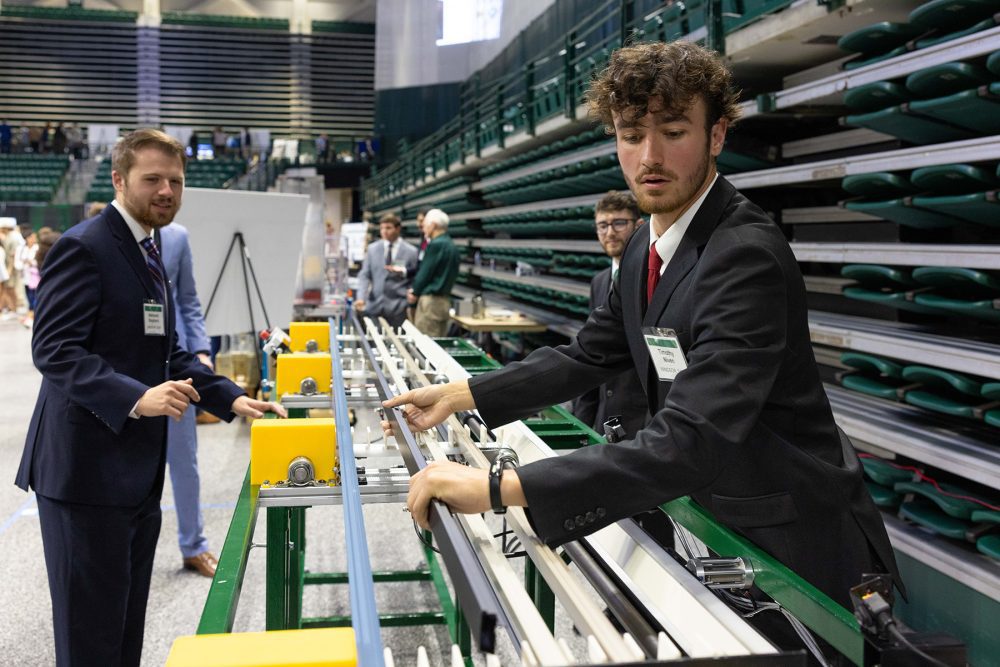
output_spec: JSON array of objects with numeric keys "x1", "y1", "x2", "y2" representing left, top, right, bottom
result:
[
  {"x1": 140, "y1": 236, "x2": 167, "y2": 303},
  {"x1": 646, "y1": 244, "x2": 663, "y2": 305}
]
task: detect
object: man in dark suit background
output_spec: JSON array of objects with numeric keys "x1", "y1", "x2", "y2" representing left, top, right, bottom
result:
[
  {"x1": 16, "y1": 128, "x2": 285, "y2": 666},
  {"x1": 572, "y1": 190, "x2": 648, "y2": 438},
  {"x1": 387, "y1": 41, "x2": 902, "y2": 619}
]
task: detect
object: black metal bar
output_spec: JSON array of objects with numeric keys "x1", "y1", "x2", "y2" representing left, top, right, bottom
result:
[
  {"x1": 203, "y1": 232, "x2": 240, "y2": 319},
  {"x1": 350, "y1": 310, "x2": 513, "y2": 654}
]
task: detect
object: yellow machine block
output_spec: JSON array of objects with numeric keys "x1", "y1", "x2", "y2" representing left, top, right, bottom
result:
[
  {"x1": 250, "y1": 418, "x2": 337, "y2": 486},
  {"x1": 289, "y1": 322, "x2": 331, "y2": 352},
  {"x1": 276, "y1": 352, "x2": 331, "y2": 397},
  {"x1": 166, "y1": 627, "x2": 356, "y2": 667}
]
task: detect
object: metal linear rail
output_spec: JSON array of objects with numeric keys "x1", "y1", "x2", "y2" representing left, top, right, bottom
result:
[
  {"x1": 791, "y1": 242, "x2": 1000, "y2": 269},
  {"x1": 883, "y1": 513, "x2": 1000, "y2": 603},
  {"x1": 826, "y1": 385, "x2": 1000, "y2": 488},
  {"x1": 468, "y1": 266, "x2": 591, "y2": 298},
  {"x1": 378, "y1": 323, "x2": 581, "y2": 664},
  {"x1": 329, "y1": 320, "x2": 385, "y2": 667},
  {"x1": 809, "y1": 312, "x2": 1000, "y2": 380},
  {"x1": 469, "y1": 238, "x2": 604, "y2": 253},
  {"x1": 351, "y1": 312, "x2": 512, "y2": 656},
  {"x1": 475, "y1": 140, "x2": 616, "y2": 191},
  {"x1": 730, "y1": 135, "x2": 1000, "y2": 189},
  {"x1": 755, "y1": 25, "x2": 1000, "y2": 114}
]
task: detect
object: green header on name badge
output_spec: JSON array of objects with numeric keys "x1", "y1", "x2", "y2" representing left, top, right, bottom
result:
[
  {"x1": 144, "y1": 305, "x2": 160, "y2": 312},
  {"x1": 646, "y1": 336, "x2": 677, "y2": 348}
]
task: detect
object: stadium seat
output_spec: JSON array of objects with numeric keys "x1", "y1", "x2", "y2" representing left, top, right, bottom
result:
[
  {"x1": 844, "y1": 104, "x2": 979, "y2": 144},
  {"x1": 844, "y1": 198, "x2": 962, "y2": 228},
  {"x1": 842, "y1": 172, "x2": 915, "y2": 198},
  {"x1": 904, "y1": 62, "x2": 994, "y2": 97},
  {"x1": 843, "y1": 81, "x2": 913, "y2": 111},
  {"x1": 910, "y1": 164, "x2": 999, "y2": 193},
  {"x1": 906, "y1": 84, "x2": 1000, "y2": 135}
]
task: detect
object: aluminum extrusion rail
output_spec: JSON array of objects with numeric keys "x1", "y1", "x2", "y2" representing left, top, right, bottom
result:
[
  {"x1": 349, "y1": 311, "x2": 509, "y2": 655},
  {"x1": 329, "y1": 318, "x2": 384, "y2": 667}
]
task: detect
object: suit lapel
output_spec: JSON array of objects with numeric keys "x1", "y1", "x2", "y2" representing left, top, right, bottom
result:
[
  {"x1": 642, "y1": 177, "x2": 735, "y2": 326},
  {"x1": 106, "y1": 206, "x2": 161, "y2": 301}
]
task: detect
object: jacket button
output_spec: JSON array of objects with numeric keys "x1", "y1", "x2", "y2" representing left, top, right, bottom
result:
[
  {"x1": 606, "y1": 389, "x2": 614, "y2": 397},
  {"x1": 596, "y1": 507, "x2": 606, "y2": 518},
  {"x1": 563, "y1": 519, "x2": 575, "y2": 531},
  {"x1": 585, "y1": 511, "x2": 596, "y2": 524},
  {"x1": 575, "y1": 515, "x2": 586, "y2": 527}
]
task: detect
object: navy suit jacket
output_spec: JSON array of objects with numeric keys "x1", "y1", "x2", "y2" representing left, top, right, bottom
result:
[
  {"x1": 572, "y1": 266, "x2": 650, "y2": 437},
  {"x1": 470, "y1": 177, "x2": 902, "y2": 606},
  {"x1": 16, "y1": 205, "x2": 244, "y2": 507}
]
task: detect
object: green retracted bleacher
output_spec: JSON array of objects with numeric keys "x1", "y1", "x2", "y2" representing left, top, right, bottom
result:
[
  {"x1": 0, "y1": 154, "x2": 71, "y2": 203},
  {"x1": 861, "y1": 455, "x2": 913, "y2": 508},
  {"x1": 904, "y1": 62, "x2": 995, "y2": 97},
  {"x1": 907, "y1": 83, "x2": 1000, "y2": 136},
  {"x1": 842, "y1": 172, "x2": 916, "y2": 198},
  {"x1": 843, "y1": 82, "x2": 913, "y2": 112},
  {"x1": 838, "y1": 351, "x2": 912, "y2": 401},
  {"x1": 838, "y1": 22, "x2": 923, "y2": 71},
  {"x1": 841, "y1": 263, "x2": 948, "y2": 314},
  {"x1": 911, "y1": 266, "x2": 1000, "y2": 321},
  {"x1": 971, "y1": 509, "x2": 1000, "y2": 558},
  {"x1": 910, "y1": 163, "x2": 999, "y2": 193},
  {"x1": 896, "y1": 478, "x2": 1000, "y2": 558},
  {"x1": 980, "y1": 383, "x2": 1000, "y2": 428},
  {"x1": 899, "y1": 365, "x2": 997, "y2": 420}
]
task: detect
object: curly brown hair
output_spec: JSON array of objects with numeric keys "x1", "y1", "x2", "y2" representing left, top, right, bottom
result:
[
  {"x1": 595, "y1": 191, "x2": 641, "y2": 219},
  {"x1": 587, "y1": 41, "x2": 741, "y2": 133}
]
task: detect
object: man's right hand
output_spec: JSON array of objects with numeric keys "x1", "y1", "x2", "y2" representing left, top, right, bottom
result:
[
  {"x1": 381, "y1": 380, "x2": 475, "y2": 436},
  {"x1": 135, "y1": 378, "x2": 201, "y2": 421},
  {"x1": 353, "y1": 300, "x2": 366, "y2": 312}
]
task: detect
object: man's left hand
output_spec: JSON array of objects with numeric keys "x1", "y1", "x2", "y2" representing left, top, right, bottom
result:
[{"x1": 232, "y1": 395, "x2": 288, "y2": 419}]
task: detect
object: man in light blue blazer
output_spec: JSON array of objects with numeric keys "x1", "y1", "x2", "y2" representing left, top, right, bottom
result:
[
  {"x1": 354, "y1": 213, "x2": 418, "y2": 327},
  {"x1": 159, "y1": 222, "x2": 217, "y2": 577}
]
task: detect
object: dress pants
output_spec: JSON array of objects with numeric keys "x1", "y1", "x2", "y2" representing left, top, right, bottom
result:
[
  {"x1": 37, "y1": 489, "x2": 162, "y2": 667},
  {"x1": 414, "y1": 294, "x2": 451, "y2": 337},
  {"x1": 167, "y1": 408, "x2": 208, "y2": 558}
]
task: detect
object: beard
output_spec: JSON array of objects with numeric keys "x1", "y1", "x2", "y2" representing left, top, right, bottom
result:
[
  {"x1": 122, "y1": 186, "x2": 179, "y2": 229},
  {"x1": 631, "y1": 145, "x2": 712, "y2": 217}
]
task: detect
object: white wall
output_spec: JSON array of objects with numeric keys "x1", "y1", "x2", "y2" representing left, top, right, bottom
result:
[{"x1": 375, "y1": 0, "x2": 555, "y2": 90}]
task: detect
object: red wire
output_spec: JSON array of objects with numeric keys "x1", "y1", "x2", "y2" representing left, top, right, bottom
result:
[{"x1": 858, "y1": 453, "x2": 1000, "y2": 512}]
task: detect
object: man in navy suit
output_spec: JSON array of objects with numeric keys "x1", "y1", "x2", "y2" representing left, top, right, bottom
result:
[
  {"x1": 16, "y1": 128, "x2": 285, "y2": 666},
  {"x1": 388, "y1": 42, "x2": 902, "y2": 616},
  {"x1": 160, "y1": 221, "x2": 220, "y2": 577}
]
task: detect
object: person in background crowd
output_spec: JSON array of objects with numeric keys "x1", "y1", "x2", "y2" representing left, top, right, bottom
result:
[
  {"x1": 241, "y1": 127, "x2": 252, "y2": 159},
  {"x1": 354, "y1": 213, "x2": 419, "y2": 328},
  {"x1": 52, "y1": 123, "x2": 67, "y2": 155},
  {"x1": 0, "y1": 218, "x2": 28, "y2": 317},
  {"x1": 315, "y1": 133, "x2": 329, "y2": 162},
  {"x1": 0, "y1": 119, "x2": 12, "y2": 154},
  {"x1": 35, "y1": 227, "x2": 61, "y2": 271},
  {"x1": 20, "y1": 229, "x2": 39, "y2": 328},
  {"x1": 212, "y1": 126, "x2": 226, "y2": 157},
  {"x1": 65, "y1": 123, "x2": 84, "y2": 159},
  {"x1": 408, "y1": 208, "x2": 460, "y2": 337}
]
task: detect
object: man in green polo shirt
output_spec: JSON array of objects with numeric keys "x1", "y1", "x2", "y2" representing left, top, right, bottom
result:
[{"x1": 408, "y1": 208, "x2": 460, "y2": 336}]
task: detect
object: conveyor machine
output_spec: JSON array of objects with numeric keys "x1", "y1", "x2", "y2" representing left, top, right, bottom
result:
[{"x1": 168, "y1": 311, "x2": 873, "y2": 667}]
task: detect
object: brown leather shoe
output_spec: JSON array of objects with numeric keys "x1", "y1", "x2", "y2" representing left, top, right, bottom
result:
[{"x1": 182, "y1": 551, "x2": 218, "y2": 578}]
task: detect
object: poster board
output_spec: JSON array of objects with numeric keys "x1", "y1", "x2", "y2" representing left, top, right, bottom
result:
[{"x1": 173, "y1": 188, "x2": 310, "y2": 337}]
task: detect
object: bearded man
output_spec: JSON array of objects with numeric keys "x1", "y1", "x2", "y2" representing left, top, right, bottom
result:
[{"x1": 16, "y1": 128, "x2": 286, "y2": 666}]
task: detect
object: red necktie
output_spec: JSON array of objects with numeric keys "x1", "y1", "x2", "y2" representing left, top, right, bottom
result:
[{"x1": 646, "y1": 244, "x2": 663, "y2": 305}]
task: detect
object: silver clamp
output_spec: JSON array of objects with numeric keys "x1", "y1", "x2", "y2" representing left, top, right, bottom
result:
[{"x1": 686, "y1": 556, "x2": 755, "y2": 590}]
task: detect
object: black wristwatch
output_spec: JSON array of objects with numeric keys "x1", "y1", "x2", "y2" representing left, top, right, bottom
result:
[{"x1": 489, "y1": 448, "x2": 519, "y2": 514}]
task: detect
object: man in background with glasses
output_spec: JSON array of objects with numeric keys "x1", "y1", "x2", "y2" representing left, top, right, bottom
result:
[{"x1": 572, "y1": 191, "x2": 649, "y2": 439}]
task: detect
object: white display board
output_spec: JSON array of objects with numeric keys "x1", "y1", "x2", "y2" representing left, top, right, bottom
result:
[{"x1": 173, "y1": 188, "x2": 310, "y2": 337}]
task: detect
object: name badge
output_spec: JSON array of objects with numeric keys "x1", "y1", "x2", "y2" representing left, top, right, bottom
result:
[
  {"x1": 143, "y1": 301, "x2": 165, "y2": 336},
  {"x1": 643, "y1": 326, "x2": 687, "y2": 381}
]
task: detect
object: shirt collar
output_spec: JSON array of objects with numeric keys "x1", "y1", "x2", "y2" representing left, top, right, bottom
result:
[
  {"x1": 111, "y1": 200, "x2": 152, "y2": 244},
  {"x1": 648, "y1": 172, "x2": 719, "y2": 251},
  {"x1": 611, "y1": 258, "x2": 621, "y2": 275}
]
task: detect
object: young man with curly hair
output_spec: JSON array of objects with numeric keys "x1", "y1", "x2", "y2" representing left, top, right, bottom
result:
[{"x1": 387, "y1": 42, "x2": 902, "y2": 618}]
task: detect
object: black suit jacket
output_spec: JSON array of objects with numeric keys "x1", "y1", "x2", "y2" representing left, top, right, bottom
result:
[
  {"x1": 572, "y1": 267, "x2": 650, "y2": 438},
  {"x1": 470, "y1": 177, "x2": 902, "y2": 607},
  {"x1": 16, "y1": 205, "x2": 245, "y2": 507}
]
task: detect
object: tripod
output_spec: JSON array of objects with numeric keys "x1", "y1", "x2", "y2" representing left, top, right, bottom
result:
[{"x1": 203, "y1": 231, "x2": 271, "y2": 377}]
